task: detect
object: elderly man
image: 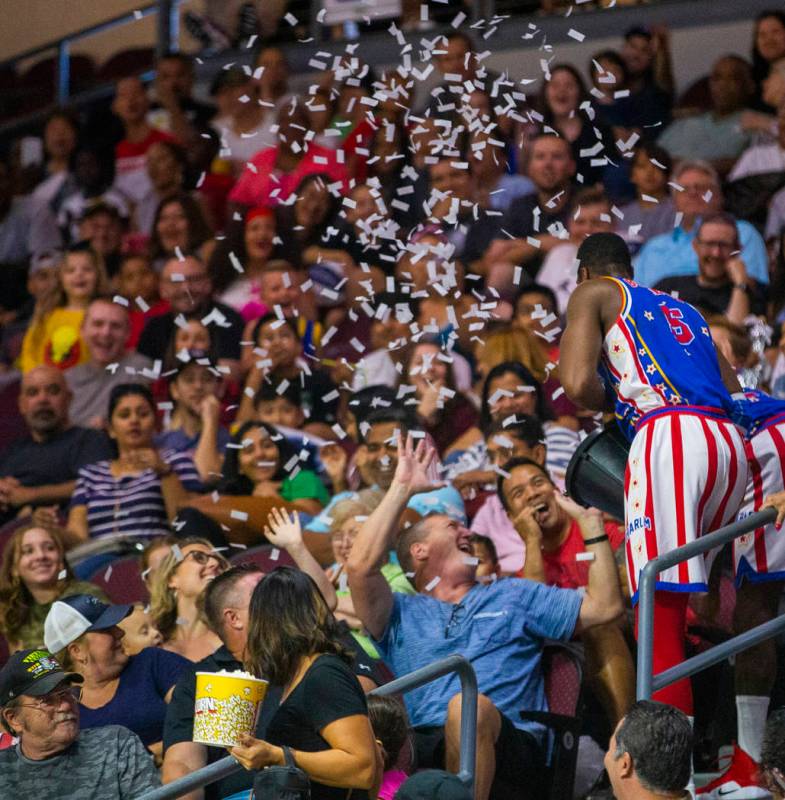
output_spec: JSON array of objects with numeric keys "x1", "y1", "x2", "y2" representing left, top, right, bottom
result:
[
  {"x1": 163, "y1": 556, "x2": 380, "y2": 800},
  {"x1": 634, "y1": 160, "x2": 769, "y2": 287},
  {"x1": 0, "y1": 648, "x2": 160, "y2": 799},
  {"x1": 0, "y1": 366, "x2": 111, "y2": 522},
  {"x1": 604, "y1": 701, "x2": 693, "y2": 800},
  {"x1": 65, "y1": 298, "x2": 153, "y2": 428},
  {"x1": 137, "y1": 255, "x2": 244, "y2": 366},
  {"x1": 347, "y1": 436, "x2": 623, "y2": 800},
  {"x1": 654, "y1": 211, "x2": 766, "y2": 325}
]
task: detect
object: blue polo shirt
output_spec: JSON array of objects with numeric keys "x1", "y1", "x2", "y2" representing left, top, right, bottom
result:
[
  {"x1": 634, "y1": 219, "x2": 768, "y2": 287},
  {"x1": 374, "y1": 578, "x2": 582, "y2": 741}
]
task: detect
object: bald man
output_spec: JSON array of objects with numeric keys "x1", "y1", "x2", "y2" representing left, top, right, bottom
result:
[{"x1": 0, "y1": 366, "x2": 111, "y2": 521}]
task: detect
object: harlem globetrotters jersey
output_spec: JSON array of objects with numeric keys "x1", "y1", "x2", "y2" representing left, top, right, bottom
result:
[
  {"x1": 729, "y1": 389, "x2": 785, "y2": 438},
  {"x1": 599, "y1": 277, "x2": 733, "y2": 442}
]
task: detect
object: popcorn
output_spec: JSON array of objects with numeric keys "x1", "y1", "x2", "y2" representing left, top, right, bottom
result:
[{"x1": 193, "y1": 671, "x2": 268, "y2": 747}]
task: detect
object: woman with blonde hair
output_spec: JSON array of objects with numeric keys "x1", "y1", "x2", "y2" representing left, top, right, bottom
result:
[
  {"x1": 474, "y1": 323, "x2": 548, "y2": 387},
  {"x1": 149, "y1": 536, "x2": 229, "y2": 662},
  {"x1": 0, "y1": 523, "x2": 106, "y2": 651},
  {"x1": 19, "y1": 245, "x2": 110, "y2": 372}
]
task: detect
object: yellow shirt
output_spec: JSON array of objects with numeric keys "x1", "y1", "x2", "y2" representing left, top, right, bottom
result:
[{"x1": 20, "y1": 307, "x2": 90, "y2": 373}]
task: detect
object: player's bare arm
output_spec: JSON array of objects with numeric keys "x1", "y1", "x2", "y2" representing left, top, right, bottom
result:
[{"x1": 560, "y1": 280, "x2": 618, "y2": 412}]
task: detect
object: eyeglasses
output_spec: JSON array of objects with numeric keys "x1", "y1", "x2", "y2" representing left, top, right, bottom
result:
[
  {"x1": 181, "y1": 550, "x2": 228, "y2": 569},
  {"x1": 16, "y1": 685, "x2": 81, "y2": 710}
]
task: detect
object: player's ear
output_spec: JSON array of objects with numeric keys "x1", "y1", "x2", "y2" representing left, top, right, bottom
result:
[{"x1": 577, "y1": 263, "x2": 590, "y2": 284}]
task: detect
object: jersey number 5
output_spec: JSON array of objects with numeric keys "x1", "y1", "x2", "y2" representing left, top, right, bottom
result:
[{"x1": 660, "y1": 304, "x2": 695, "y2": 345}]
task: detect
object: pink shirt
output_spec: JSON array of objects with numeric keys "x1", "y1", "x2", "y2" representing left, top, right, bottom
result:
[
  {"x1": 471, "y1": 493, "x2": 525, "y2": 574},
  {"x1": 228, "y1": 144, "x2": 348, "y2": 207},
  {"x1": 378, "y1": 770, "x2": 408, "y2": 800}
]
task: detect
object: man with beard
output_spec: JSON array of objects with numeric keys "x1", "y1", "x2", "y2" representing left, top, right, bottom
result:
[
  {"x1": 0, "y1": 648, "x2": 160, "y2": 799},
  {"x1": 0, "y1": 366, "x2": 111, "y2": 524}
]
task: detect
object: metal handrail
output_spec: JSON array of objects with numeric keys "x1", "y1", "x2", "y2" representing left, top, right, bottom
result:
[
  {"x1": 2, "y1": 1, "x2": 178, "y2": 106},
  {"x1": 636, "y1": 507, "x2": 784, "y2": 700},
  {"x1": 137, "y1": 654, "x2": 478, "y2": 800}
]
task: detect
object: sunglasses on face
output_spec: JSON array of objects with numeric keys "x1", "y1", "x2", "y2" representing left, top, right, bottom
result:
[{"x1": 17, "y1": 685, "x2": 81, "y2": 710}]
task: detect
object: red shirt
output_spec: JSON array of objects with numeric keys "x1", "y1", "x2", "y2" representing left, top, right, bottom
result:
[
  {"x1": 228, "y1": 144, "x2": 348, "y2": 207},
  {"x1": 534, "y1": 519, "x2": 624, "y2": 589}
]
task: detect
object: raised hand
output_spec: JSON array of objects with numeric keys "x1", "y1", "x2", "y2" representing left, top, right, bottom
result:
[
  {"x1": 511, "y1": 505, "x2": 543, "y2": 547},
  {"x1": 264, "y1": 507, "x2": 303, "y2": 550},
  {"x1": 392, "y1": 433, "x2": 444, "y2": 496},
  {"x1": 556, "y1": 493, "x2": 604, "y2": 538},
  {"x1": 320, "y1": 443, "x2": 348, "y2": 484}
]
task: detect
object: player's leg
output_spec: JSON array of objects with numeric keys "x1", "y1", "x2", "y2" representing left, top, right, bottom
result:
[{"x1": 734, "y1": 580, "x2": 782, "y2": 762}]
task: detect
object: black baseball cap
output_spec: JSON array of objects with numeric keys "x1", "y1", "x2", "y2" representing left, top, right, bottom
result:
[
  {"x1": 44, "y1": 594, "x2": 133, "y2": 654},
  {"x1": 394, "y1": 771, "x2": 473, "y2": 800},
  {"x1": 0, "y1": 648, "x2": 83, "y2": 706}
]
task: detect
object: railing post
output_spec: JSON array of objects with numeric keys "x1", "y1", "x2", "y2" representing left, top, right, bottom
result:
[
  {"x1": 156, "y1": 0, "x2": 177, "y2": 56},
  {"x1": 636, "y1": 559, "x2": 658, "y2": 700},
  {"x1": 56, "y1": 40, "x2": 70, "y2": 105}
]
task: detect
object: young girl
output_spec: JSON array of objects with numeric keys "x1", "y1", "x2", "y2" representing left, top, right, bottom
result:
[
  {"x1": 20, "y1": 246, "x2": 109, "y2": 372},
  {"x1": 367, "y1": 695, "x2": 410, "y2": 800}
]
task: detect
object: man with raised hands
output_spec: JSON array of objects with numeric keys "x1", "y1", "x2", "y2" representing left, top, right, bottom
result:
[{"x1": 347, "y1": 434, "x2": 623, "y2": 800}]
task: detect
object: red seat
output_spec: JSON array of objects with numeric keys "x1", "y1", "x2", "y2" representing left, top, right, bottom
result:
[
  {"x1": 96, "y1": 47, "x2": 156, "y2": 82},
  {"x1": 88, "y1": 555, "x2": 148, "y2": 605},
  {"x1": 520, "y1": 644, "x2": 584, "y2": 800},
  {"x1": 230, "y1": 544, "x2": 296, "y2": 572},
  {"x1": 18, "y1": 54, "x2": 96, "y2": 112}
]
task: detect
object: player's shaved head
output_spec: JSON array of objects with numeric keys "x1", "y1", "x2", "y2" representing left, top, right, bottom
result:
[{"x1": 576, "y1": 232, "x2": 633, "y2": 281}]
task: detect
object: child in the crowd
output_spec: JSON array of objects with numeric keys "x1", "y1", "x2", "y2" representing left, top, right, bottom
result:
[
  {"x1": 19, "y1": 245, "x2": 109, "y2": 372},
  {"x1": 469, "y1": 533, "x2": 501, "y2": 581},
  {"x1": 367, "y1": 694, "x2": 411, "y2": 800},
  {"x1": 118, "y1": 602, "x2": 164, "y2": 656},
  {"x1": 115, "y1": 253, "x2": 163, "y2": 348},
  {"x1": 156, "y1": 350, "x2": 230, "y2": 484}
]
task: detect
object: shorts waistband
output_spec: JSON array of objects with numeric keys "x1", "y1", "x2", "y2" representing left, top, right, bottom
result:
[{"x1": 635, "y1": 405, "x2": 730, "y2": 433}]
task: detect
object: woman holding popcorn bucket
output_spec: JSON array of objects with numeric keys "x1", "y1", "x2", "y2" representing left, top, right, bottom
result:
[{"x1": 231, "y1": 565, "x2": 381, "y2": 799}]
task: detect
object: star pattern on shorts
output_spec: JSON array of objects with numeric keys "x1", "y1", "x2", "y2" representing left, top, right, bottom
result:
[
  {"x1": 644, "y1": 311, "x2": 654, "y2": 321},
  {"x1": 612, "y1": 340, "x2": 624, "y2": 354}
]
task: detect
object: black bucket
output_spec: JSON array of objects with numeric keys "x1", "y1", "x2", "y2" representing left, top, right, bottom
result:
[{"x1": 565, "y1": 425, "x2": 631, "y2": 522}]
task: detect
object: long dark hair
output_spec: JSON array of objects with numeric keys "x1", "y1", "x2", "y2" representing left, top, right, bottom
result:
[
  {"x1": 219, "y1": 420, "x2": 294, "y2": 495},
  {"x1": 245, "y1": 566, "x2": 351, "y2": 685},
  {"x1": 540, "y1": 63, "x2": 592, "y2": 128},
  {"x1": 149, "y1": 192, "x2": 212, "y2": 262},
  {"x1": 480, "y1": 361, "x2": 553, "y2": 430},
  {"x1": 753, "y1": 10, "x2": 785, "y2": 84}
]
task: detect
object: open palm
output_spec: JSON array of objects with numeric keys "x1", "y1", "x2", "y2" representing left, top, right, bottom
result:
[
  {"x1": 393, "y1": 433, "x2": 443, "y2": 495},
  {"x1": 264, "y1": 507, "x2": 302, "y2": 550}
]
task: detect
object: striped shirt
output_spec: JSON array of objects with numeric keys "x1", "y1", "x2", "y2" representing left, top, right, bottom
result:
[{"x1": 71, "y1": 450, "x2": 202, "y2": 539}]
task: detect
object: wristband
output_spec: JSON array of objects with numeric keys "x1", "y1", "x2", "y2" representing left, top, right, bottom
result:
[{"x1": 582, "y1": 534, "x2": 609, "y2": 546}]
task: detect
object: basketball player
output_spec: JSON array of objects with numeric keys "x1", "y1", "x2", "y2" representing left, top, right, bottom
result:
[
  {"x1": 698, "y1": 390, "x2": 785, "y2": 798},
  {"x1": 559, "y1": 232, "x2": 748, "y2": 719}
]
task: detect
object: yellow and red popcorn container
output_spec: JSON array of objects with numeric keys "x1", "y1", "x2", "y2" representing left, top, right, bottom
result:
[{"x1": 193, "y1": 670, "x2": 268, "y2": 747}]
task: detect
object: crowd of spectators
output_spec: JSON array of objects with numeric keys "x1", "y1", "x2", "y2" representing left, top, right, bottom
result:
[{"x1": 1, "y1": 7, "x2": 785, "y2": 800}]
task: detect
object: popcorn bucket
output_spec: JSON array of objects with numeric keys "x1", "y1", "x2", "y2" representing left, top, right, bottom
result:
[{"x1": 193, "y1": 671, "x2": 268, "y2": 747}]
